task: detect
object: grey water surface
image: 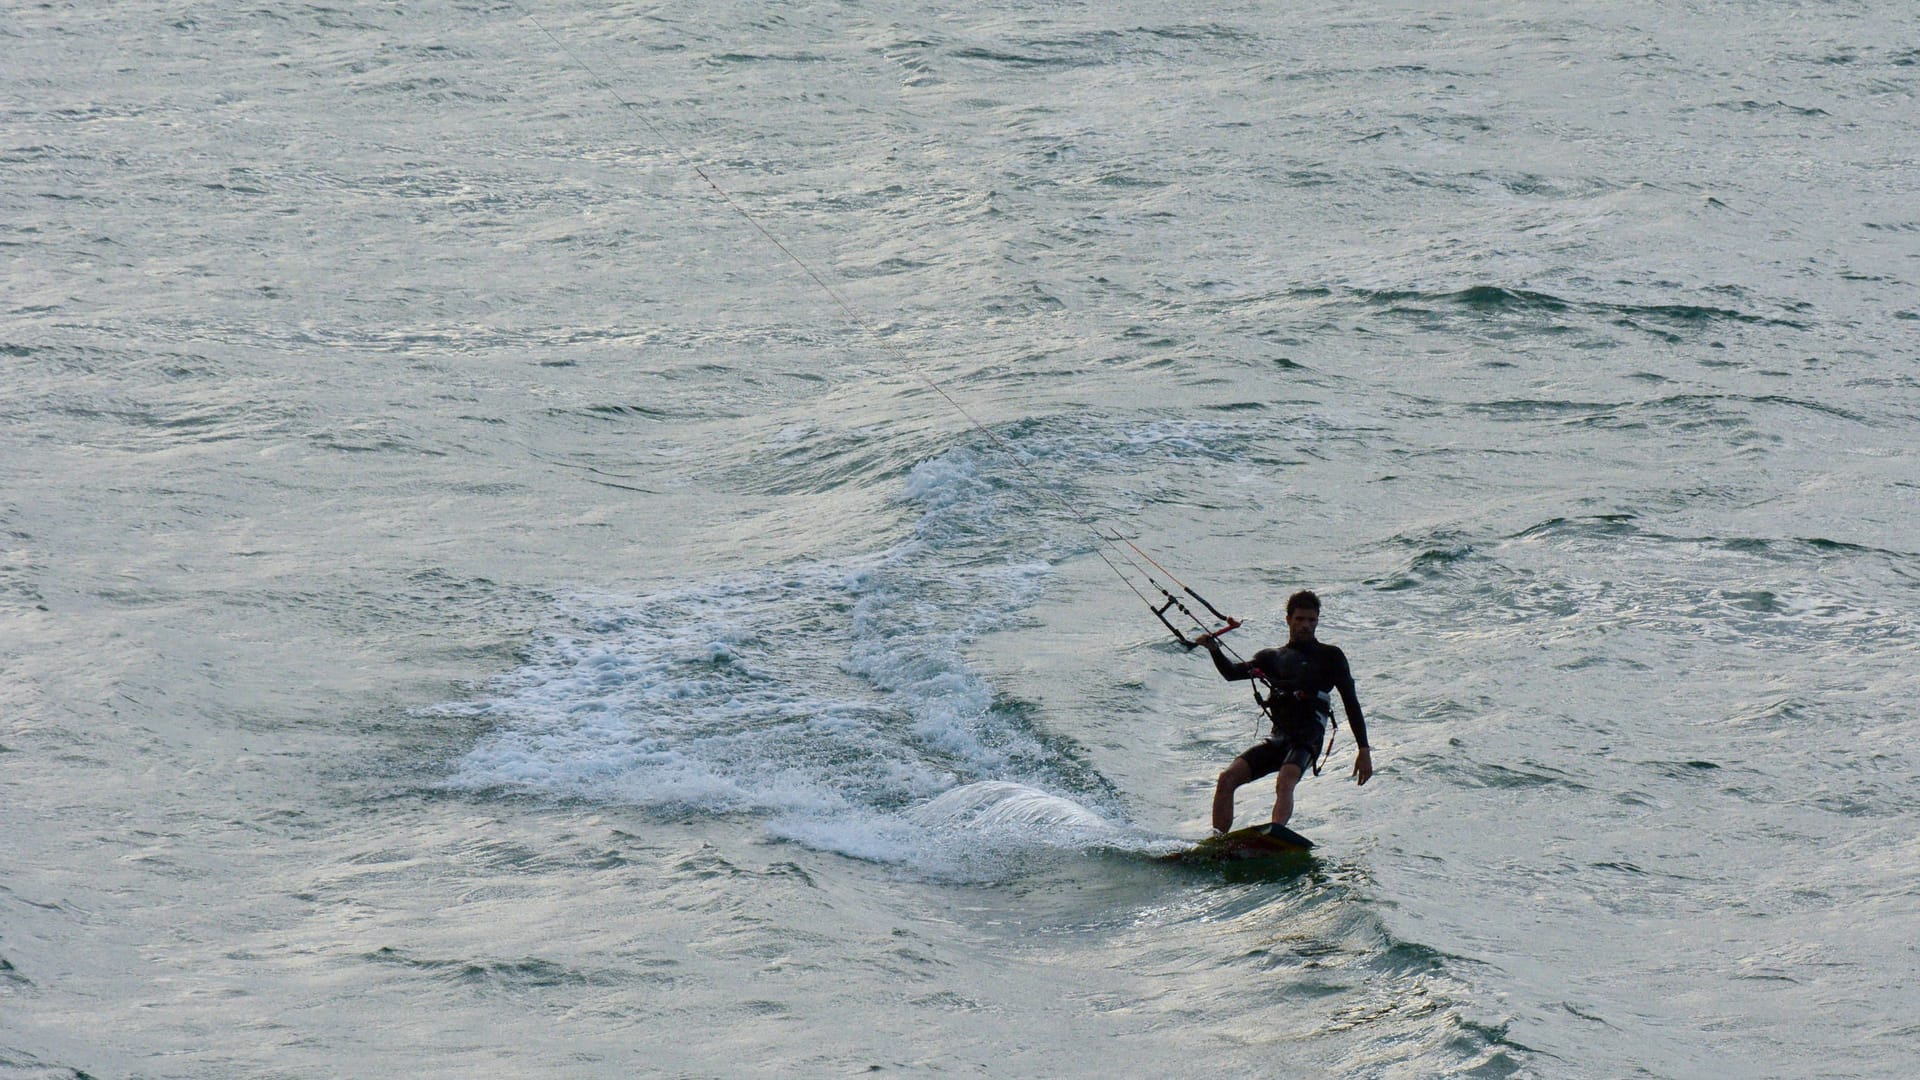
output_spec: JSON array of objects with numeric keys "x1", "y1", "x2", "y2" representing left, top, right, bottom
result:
[{"x1": 5, "y1": 2, "x2": 1917, "y2": 1077}]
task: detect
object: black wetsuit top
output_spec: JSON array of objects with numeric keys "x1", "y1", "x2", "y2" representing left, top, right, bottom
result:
[{"x1": 1207, "y1": 638, "x2": 1369, "y2": 749}]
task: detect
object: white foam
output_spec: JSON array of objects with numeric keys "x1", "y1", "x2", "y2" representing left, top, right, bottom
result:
[
  {"x1": 907, "y1": 780, "x2": 1115, "y2": 836},
  {"x1": 765, "y1": 782, "x2": 1170, "y2": 876},
  {"x1": 437, "y1": 423, "x2": 1242, "y2": 867}
]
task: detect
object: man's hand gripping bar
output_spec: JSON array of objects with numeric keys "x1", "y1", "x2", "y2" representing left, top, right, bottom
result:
[{"x1": 1153, "y1": 586, "x2": 1241, "y2": 650}]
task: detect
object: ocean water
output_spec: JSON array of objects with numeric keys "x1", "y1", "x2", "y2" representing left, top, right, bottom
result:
[{"x1": 4, "y1": 1, "x2": 1917, "y2": 1077}]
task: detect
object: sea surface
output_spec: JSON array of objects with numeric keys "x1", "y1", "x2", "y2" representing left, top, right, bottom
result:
[{"x1": 4, "y1": 2, "x2": 1918, "y2": 1077}]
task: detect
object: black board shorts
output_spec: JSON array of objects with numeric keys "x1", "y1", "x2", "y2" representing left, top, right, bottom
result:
[{"x1": 1236, "y1": 724, "x2": 1324, "y2": 780}]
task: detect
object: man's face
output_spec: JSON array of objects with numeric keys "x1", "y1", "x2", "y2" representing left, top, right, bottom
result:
[{"x1": 1287, "y1": 607, "x2": 1319, "y2": 643}]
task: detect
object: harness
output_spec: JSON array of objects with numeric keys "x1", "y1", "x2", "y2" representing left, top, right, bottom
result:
[{"x1": 1255, "y1": 686, "x2": 1335, "y2": 777}]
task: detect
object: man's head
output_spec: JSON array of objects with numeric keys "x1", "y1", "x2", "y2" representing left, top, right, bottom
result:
[{"x1": 1286, "y1": 590, "x2": 1321, "y2": 644}]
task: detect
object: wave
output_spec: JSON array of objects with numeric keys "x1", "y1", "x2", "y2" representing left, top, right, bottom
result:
[
  {"x1": 1368, "y1": 516, "x2": 1920, "y2": 658},
  {"x1": 1350, "y1": 282, "x2": 1811, "y2": 330}
]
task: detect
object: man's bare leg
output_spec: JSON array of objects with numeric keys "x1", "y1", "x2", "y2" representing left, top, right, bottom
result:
[
  {"x1": 1270, "y1": 763, "x2": 1304, "y2": 827},
  {"x1": 1213, "y1": 758, "x2": 1253, "y2": 833}
]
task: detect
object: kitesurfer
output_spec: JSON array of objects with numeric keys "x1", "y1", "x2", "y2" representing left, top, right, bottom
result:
[{"x1": 1197, "y1": 590, "x2": 1372, "y2": 833}]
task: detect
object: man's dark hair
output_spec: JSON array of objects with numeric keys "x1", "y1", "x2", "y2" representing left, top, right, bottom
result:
[{"x1": 1286, "y1": 590, "x2": 1321, "y2": 616}]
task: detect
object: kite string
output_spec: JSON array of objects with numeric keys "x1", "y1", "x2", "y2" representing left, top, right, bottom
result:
[{"x1": 509, "y1": 3, "x2": 1240, "y2": 649}]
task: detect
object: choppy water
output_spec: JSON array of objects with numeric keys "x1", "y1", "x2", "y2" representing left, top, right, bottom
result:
[{"x1": 5, "y1": 2, "x2": 1918, "y2": 1077}]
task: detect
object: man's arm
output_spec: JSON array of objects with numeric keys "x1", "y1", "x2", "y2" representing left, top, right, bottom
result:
[
  {"x1": 1336, "y1": 678, "x2": 1368, "y2": 749},
  {"x1": 1200, "y1": 637, "x2": 1258, "y2": 682},
  {"x1": 1332, "y1": 650, "x2": 1374, "y2": 786}
]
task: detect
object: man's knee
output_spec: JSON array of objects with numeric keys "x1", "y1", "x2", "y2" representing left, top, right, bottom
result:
[{"x1": 1217, "y1": 760, "x2": 1252, "y2": 789}]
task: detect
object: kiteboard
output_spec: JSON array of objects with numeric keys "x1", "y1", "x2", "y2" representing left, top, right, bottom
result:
[{"x1": 1161, "y1": 822, "x2": 1315, "y2": 864}]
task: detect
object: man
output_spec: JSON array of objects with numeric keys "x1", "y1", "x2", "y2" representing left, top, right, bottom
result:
[{"x1": 1198, "y1": 590, "x2": 1372, "y2": 834}]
